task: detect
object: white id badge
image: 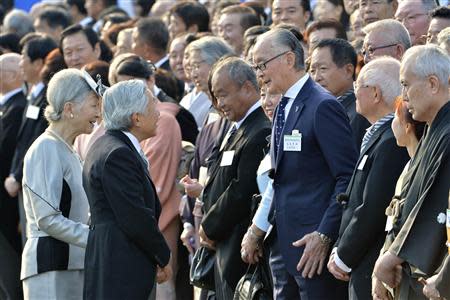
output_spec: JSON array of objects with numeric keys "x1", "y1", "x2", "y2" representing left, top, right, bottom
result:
[
  {"x1": 357, "y1": 155, "x2": 368, "y2": 170},
  {"x1": 199, "y1": 166, "x2": 208, "y2": 186},
  {"x1": 25, "y1": 105, "x2": 40, "y2": 120},
  {"x1": 220, "y1": 150, "x2": 235, "y2": 167},
  {"x1": 283, "y1": 130, "x2": 302, "y2": 152},
  {"x1": 385, "y1": 216, "x2": 394, "y2": 232}
]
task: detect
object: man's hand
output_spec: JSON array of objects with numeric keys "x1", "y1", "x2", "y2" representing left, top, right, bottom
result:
[
  {"x1": 180, "y1": 175, "x2": 203, "y2": 198},
  {"x1": 293, "y1": 231, "x2": 330, "y2": 278},
  {"x1": 199, "y1": 225, "x2": 215, "y2": 250},
  {"x1": 422, "y1": 274, "x2": 444, "y2": 300},
  {"x1": 327, "y1": 252, "x2": 350, "y2": 281},
  {"x1": 156, "y1": 264, "x2": 172, "y2": 284},
  {"x1": 373, "y1": 251, "x2": 403, "y2": 288},
  {"x1": 372, "y1": 275, "x2": 393, "y2": 300},
  {"x1": 4, "y1": 176, "x2": 20, "y2": 197},
  {"x1": 241, "y1": 224, "x2": 264, "y2": 264},
  {"x1": 180, "y1": 223, "x2": 196, "y2": 254}
]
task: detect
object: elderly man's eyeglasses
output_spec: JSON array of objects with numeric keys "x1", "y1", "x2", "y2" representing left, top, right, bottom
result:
[
  {"x1": 360, "y1": 43, "x2": 397, "y2": 57},
  {"x1": 252, "y1": 50, "x2": 290, "y2": 72}
]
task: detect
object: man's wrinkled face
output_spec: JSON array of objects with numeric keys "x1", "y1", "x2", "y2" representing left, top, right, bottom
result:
[
  {"x1": 359, "y1": 0, "x2": 396, "y2": 26},
  {"x1": 218, "y1": 13, "x2": 245, "y2": 54},
  {"x1": 395, "y1": 1, "x2": 430, "y2": 45}
]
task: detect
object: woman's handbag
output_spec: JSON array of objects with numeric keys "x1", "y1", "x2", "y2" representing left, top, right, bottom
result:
[
  {"x1": 233, "y1": 262, "x2": 273, "y2": 300},
  {"x1": 189, "y1": 246, "x2": 216, "y2": 291}
]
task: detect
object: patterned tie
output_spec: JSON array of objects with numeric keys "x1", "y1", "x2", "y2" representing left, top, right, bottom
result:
[
  {"x1": 221, "y1": 124, "x2": 237, "y2": 151},
  {"x1": 275, "y1": 96, "x2": 290, "y2": 156},
  {"x1": 360, "y1": 113, "x2": 394, "y2": 153}
]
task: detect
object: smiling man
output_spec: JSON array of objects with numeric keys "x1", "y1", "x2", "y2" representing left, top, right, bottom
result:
[
  {"x1": 200, "y1": 56, "x2": 271, "y2": 299},
  {"x1": 252, "y1": 28, "x2": 357, "y2": 299},
  {"x1": 60, "y1": 24, "x2": 100, "y2": 69}
]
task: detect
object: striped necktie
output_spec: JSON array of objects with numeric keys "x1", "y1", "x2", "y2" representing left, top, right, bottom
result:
[{"x1": 360, "y1": 113, "x2": 394, "y2": 153}]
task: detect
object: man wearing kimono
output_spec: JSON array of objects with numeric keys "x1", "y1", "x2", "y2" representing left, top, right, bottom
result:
[{"x1": 372, "y1": 45, "x2": 450, "y2": 299}]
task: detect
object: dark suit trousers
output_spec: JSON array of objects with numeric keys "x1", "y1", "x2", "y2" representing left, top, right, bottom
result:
[
  {"x1": 0, "y1": 232, "x2": 22, "y2": 300},
  {"x1": 269, "y1": 236, "x2": 348, "y2": 300},
  {"x1": 214, "y1": 260, "x2": 234, "y2": 300}
]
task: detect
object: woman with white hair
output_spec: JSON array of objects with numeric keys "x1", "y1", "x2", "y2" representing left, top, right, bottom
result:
[
  {"x1": 21, "y1": 69, "x2": 101, "y2": 299},
  {"x1": 82, "y1": 80, "x2": 171, "y2": 300}
]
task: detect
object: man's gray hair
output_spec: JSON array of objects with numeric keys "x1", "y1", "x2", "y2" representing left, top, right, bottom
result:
[
  {"x1": 103, "y1": 80, "x2": 149, "y2": 131},
  {"x1": 187, "y1": 36, "x2": 234, "y2": 65},
  {"x1": 359, "y1": 56, "x2": 401, "y2": 107},
  {"x1": 401, "y1": 44, "x2": 450, "y2": 86},
  {"x1": 45, "y1": 69, "x2": 95, "y2": 122},
  {"x1": 214, "y1": 56, "x2": 259, "y2": 90},
  {"x1": 256, "y1": 28, "x2": 305, "y2": 70},
  {"x1": 363, "y1": 19, "x2": 411, "y2": 50},
  {"x1": 2, "y1": 9, "x2": 34, "y2": 39},
  {"x1": 437, "y1": 27, "x2": 450, "y2": 53}
]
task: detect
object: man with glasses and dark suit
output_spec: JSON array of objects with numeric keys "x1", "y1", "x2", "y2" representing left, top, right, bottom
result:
[{"x1": 252, "y1": 28, "x2": 357, "y2": 299}]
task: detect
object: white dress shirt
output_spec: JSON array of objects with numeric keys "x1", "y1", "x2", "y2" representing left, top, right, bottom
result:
[
  {"x1": 282, "y1": 73, "x2": 310, "y2": 121},
  {"x1": 0, "y1": 88, "x2": 22, "y2": 106}
]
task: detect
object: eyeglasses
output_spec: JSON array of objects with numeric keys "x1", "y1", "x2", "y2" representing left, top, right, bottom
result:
[
  {"x1": 252, "y1": 50, "x2": 290, "y2": 72},
  {"x1": 360, "y1": 43, "x2": 397, "y2": 57},
  {"x1": 395, "y1": 13, "x2": 428, "y2": 25},
  {"x1": 353, "y1": 82, "x2": 371, "y2": 91}
]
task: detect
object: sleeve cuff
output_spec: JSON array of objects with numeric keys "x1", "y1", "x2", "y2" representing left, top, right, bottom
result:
[{"x1": 334, "y1": 247, "x2": 352, "y2": 273}]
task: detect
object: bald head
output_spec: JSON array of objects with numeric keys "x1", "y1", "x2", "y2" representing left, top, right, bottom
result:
[{"x1": 0, "y1": 53, "x2": 23, "y2": 93}]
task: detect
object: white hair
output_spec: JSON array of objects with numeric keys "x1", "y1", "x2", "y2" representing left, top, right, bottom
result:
[
  {"x1": 401, "y1": 44, "x2": 450, "y2": 86},
  {"x1": 2, "y1": 9, "x2": 34, "y2": 39},
  {"x1": 359, "y1": 56, "x2": 401, "y2": 106},
  {"x1": 103, "y1": 80, "x2": 149, "y2": 131},
  {"x1": 45, "y1": 69, "x2": 95, "y2": 122},
  {"x1": 188, "y1": 36, "x2": 234, "y2": 65},
  {"x1": 363, "y1": 19, "x2": 411, "y2": 50},
  {"x1": 437, "y1": 27, "x2": 450, "y2": 52}
]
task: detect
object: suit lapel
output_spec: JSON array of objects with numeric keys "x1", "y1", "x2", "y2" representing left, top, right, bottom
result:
[
  {"x1": 205, "y1": 107, "x2": 263, "y2": 188},
  {"x1": 346, "y1": 120, "x2": 392, "y2": 193},
  {"x1": 275, "y1": 78, "x2": 313, "y2": 168}
]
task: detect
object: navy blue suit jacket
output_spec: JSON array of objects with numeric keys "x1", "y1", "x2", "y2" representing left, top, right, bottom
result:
[{"x1": 270, "y1": 77, "x2": 358, "y2": 275}]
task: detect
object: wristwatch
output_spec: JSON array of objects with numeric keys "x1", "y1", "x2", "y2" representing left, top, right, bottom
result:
[{"x1": 316, "y1": 232, "x2": 332, "y2": 244}]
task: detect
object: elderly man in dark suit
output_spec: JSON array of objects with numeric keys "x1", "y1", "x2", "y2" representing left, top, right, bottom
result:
[
  {"x1": 198, "y1": 56, "x2": 271, "y2": 299},
  {"x1": 82, "y1": 80, "x2": 171, "y2": 300},
  {"x1": 327, "y1": 57, "x2": 409, "y2": 299},
  {"x1": 251, "y1": 28, "x2": 357, "y2": 299},
  {"x1": 0, "y1": 53, "x2": 26, "y2": 300}
]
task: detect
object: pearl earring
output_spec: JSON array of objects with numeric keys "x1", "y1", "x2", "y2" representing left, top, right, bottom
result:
[{"x1": 70, "y1": 113, "x2": 74, "y2": 119}]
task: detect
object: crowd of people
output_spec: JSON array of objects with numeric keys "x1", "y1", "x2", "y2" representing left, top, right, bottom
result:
[{"x1": 0, "y1": 0, "x2": 449, "y2": 299}]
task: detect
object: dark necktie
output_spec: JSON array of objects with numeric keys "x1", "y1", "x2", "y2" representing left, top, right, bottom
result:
[
  {"x1": 221, "y1": 124, "x2": 237, "y2": 150},
  {"x1": 275, "y1": 96, "x2": 290, "y2": 156}
]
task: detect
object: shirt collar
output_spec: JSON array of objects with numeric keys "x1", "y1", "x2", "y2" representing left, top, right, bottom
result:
[
  {"x1": 283, "y1": 73, "x2": 309, "y2": 100},
  {"x1": 235, "y1": 101, "x2": 261, "y2": 129},
  {"x1": 0, "y1": 88, "x2": 22, "y2": 106},
  {"x1": 79, "y1": 16, "x2": 93, "y2": 26},
  {"x1": 122, "y1": 131, "x2": 143, "y2": 154},
  {"x1": 30, "y1": 82, "x2": 45, "y2": 98},
  {"x1": 153, "y1": 85, "x2": 161, "y2": 97},
  {"x1": 336, "y1": 88, "x2": 354, "y2": 103},
  {"x1": 154, "y1": 55, "x2": 169, "y2": 68}
]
